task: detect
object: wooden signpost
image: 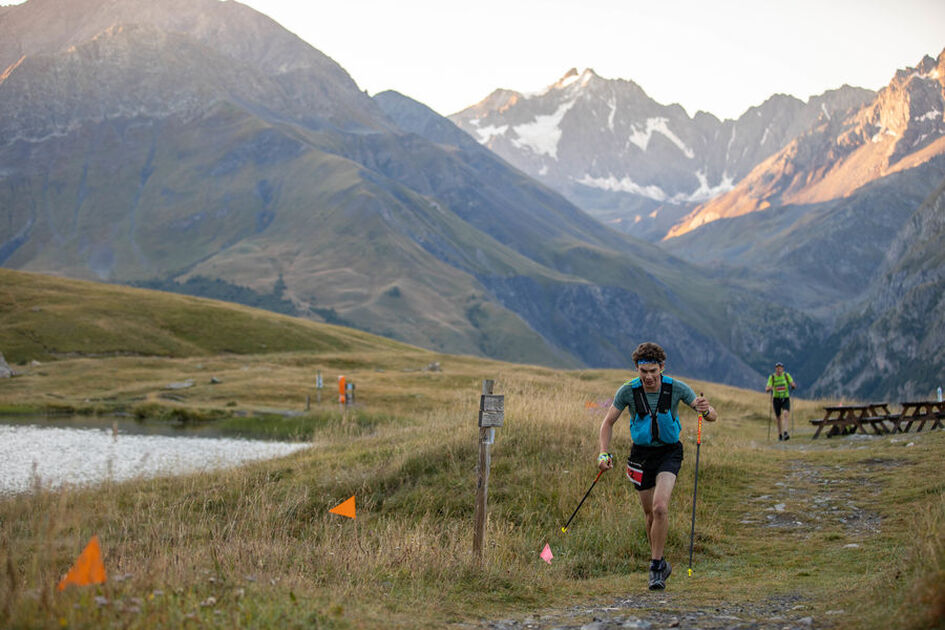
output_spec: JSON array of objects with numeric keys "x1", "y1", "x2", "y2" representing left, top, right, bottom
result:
[{"x1": 473, "y1": 379, "x2": 504, "y2": 563}]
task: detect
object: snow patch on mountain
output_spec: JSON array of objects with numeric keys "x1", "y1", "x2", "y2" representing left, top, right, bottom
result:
[
  {"x1": 510, "y1": 100, "x2": 576, "y2": 159},
  {"x1": 578, "y1": 169, "x2": 733, "y2": 204},
  {"x1": 871, "y1": 128, "x2": 899, "y2": 143},
  {"x1": 627, "y1": 117, "x2": 695, "y2": 158},
  {"x1": 915, "y1": 109, "x2": 942, "y2": 122},
  {"x1": 471, "y1": 120, "x2": 509, "y2": 144},
  {"x1": 577, "y1": 174, "x2": 667, "y2": 201},
  {"x1": 672, "y1": 171, "x2": 735, "y2": 203}
]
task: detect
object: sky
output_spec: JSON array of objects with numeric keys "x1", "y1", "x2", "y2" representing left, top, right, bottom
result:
[{"x1": 236, "y1": 0, "x2": 945, "y2": 120}]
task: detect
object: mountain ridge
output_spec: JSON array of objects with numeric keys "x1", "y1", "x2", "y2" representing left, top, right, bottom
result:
[
  {"x1": 666, "y1": 48, "x2": 945, "y2": 239},
  {"x1": 0, "y1": 0, "x2": 813, "y2": 387},
  {"x1": 2, "y1": 0, "x2": 941, "y2": 398},
  {"x1": 449, "y1": 67, "x2": 875, "y2": 240}
]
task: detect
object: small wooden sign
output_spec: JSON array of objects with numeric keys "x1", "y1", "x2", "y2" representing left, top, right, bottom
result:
[
  {"x1": 478, "y1": 394, "x2": 504, "y2": 427},
  {"x1": 474, "y1": 379, "x2": 503, "y2": 563}
]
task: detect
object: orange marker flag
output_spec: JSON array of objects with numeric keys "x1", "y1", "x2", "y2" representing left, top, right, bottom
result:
[
  {"x1": 57, "y1": 535, "x2": 106, "y2": 591},
  {"x1": 329, "y1": 495, "x2": 356, "y2": 519}
]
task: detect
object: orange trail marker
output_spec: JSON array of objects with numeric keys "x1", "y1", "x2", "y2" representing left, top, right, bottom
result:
[
  {"x1": 57, "y1": 535, "x2": 106, "y2": 591},
  {"x1": 329, "y1": 495, "x2": 356, "y2": 519}
]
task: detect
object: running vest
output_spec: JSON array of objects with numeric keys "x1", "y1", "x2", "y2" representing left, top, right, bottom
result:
[
  {"x1": 768, "y1": 372, "x2": 793, "y2": 399},
  {"x1": 629, "y1": 375, "x2": 681, "y2": 446}
]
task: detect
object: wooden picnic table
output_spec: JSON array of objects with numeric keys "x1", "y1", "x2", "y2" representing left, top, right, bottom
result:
[
  {"x1": 895, "y1": 400, "x2": 945, "y2": 433},
  {"x1": 810, "y1": 402, "x2": 893, "y2": 439}
]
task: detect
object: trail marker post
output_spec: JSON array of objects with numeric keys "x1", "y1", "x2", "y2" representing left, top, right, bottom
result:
[
  {"x1": 473, "y1": 379, "x2": 504, "y2": 564},
  {"x1": 316, "y1": 370, "x2": 323, "y2": 404}
]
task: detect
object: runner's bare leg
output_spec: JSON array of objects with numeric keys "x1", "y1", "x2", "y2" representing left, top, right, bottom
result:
[{"x1": 637, "y1": 472, "x2": 678, "y2": 560}]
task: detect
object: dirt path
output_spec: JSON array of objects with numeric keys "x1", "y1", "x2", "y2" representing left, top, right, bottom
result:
[
  {"x1": 457, "y1": 591, "x2": 822, "y2": 629},
  {"x1": 459, "y1": 447, "x2": 887, "y2": 630}
]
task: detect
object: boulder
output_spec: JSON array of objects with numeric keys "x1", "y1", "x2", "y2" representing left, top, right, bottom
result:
[
  {"x1": 165, "y1": 379, "x2": 195, "y2": 390},
  {"x1": 0, "y1": 353, "x2": 13, "y2": 378}
]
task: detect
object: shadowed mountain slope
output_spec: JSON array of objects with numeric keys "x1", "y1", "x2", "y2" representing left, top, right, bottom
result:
[{"x1": 0, "y1": 0, "x2": 825, "y2": 386}]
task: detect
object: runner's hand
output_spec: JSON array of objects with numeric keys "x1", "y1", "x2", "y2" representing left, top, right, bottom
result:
[
  {"x1": 693, "y1": 396, "x2": 710, "y2": 414},
  {"x1": 597, "y1": 452, "x2": 613, "y2": 471}
]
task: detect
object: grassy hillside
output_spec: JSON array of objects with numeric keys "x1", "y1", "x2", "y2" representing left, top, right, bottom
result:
[
  {"x1": 0, "y1": 271, "x2": 943, "y2": 629},
  {"x1": 0, "y1": 268, "x2": 415, "y2": 364}
]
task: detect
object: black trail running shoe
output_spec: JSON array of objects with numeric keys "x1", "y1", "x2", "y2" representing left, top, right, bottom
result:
[{"x1": 648, "y1": 559, "x2": 671, "y2": 590}]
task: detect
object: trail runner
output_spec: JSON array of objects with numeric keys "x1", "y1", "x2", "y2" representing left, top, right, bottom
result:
[
  {"x1": 765, "y1": 362, "x2": 796, "y2": 441},
  {"x1": 597, "y1": 342, "x2": 718, "y2": 590}
]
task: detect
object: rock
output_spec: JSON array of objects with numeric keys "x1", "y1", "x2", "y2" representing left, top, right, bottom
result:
[
  {"x1": 210, "y1": 376, "x2": 222, "y2": 384},
  {"x1": 30, "y1": 360, "x2": 41, "y2": 366},
  {"x1": 0, "y1": 353, "x2": 13, "y2": 378},
  {"x1": 423, "y1": 361, "x2": 442, "y2": 372},
  {"x1": 165, "y1": 379, "x2": 194, "y2": 390}
]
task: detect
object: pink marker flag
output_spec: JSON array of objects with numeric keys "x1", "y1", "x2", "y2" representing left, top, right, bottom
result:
[{"x1": 540, "y1": 543, "x2": 553, "y2": 564}]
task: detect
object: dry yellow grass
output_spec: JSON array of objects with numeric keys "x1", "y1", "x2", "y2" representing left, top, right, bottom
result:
[{"x1": 2, "y1": 352, "x2": 944, "y2": 629}]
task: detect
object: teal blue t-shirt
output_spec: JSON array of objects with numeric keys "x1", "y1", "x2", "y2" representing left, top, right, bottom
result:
[{"x1": 613, "y1": 377, "x2": 697, "y2": 424}]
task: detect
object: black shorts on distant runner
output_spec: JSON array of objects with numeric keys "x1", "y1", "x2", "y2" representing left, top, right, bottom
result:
[
  {"x1": 773, "y1": 397, "x2": 791, "y2": 416},
  {"x1": 626, "y1": 442, "x2": 684, "y2": 492}
]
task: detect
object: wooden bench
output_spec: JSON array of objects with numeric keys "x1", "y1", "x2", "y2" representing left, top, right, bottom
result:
[
  {"x1": 898, "y1": 401, "x2": 945, "y2": 432},
  {"x1": 810, "y1": 403, "x2": 894, "y2": 438},
  {"x1": 811, "y1": 405, "x2": 869, "y2": 438}
]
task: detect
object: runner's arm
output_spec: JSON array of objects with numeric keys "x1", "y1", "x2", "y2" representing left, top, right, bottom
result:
[{"x1": 598, "y1": 406, "x2": 621, "y2": 470}]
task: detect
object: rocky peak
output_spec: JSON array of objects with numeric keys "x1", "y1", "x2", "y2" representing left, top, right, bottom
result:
[
  {"x1": 546, "y1": 67, "x2": 601, "y2": 92},
  {"x1": 0, "y1": 0, "x2": 388, "y2": 133},
  {"x1": 450, "y1": 65, "x2": 877, "y2": 240},
  {"x1": 557, "y1": 67, "x2": 579, "y2": 83},
  {"x1": 665, "y1": 49, "x2": 944, "y2": 240}
]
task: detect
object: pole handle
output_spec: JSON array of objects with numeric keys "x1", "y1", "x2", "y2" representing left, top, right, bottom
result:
[{"x1": 697, "y1": 392, "x2": 704, "y2": 444}]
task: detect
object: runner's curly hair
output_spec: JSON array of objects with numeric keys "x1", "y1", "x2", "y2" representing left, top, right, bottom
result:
[{"x1": 631, "y1": 342, "x2": 666, "y2": 365}]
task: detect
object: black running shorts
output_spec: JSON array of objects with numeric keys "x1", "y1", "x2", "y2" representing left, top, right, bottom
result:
[
  {"x1": 626, "y1": 442, "x2": 684, "y2": 492},
  {"x1": 773, "y1": 397, "x2": 791, "y2": 416}
]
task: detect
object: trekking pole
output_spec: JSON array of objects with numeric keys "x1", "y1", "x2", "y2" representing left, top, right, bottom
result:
[
  {"x1": 561, "y1": 468, "x2": 604, "y2": 533},
  {"x1": 767, "y1": 391, "x2": 773, "y2": 442},
  {"x1": 788, "y1": 389, "x2": 794, "y2": 435},
  {"x1": 688, "y1": 397, "x2": 704, "y2": 576}
]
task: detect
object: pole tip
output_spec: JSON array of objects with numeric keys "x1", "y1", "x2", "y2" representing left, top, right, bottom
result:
[
  {"x1": 688, "y1": 568, "x2": 693, "y2": 576},
  {"x1": 561, "y1": 527, "x2": 567, "y2": 533}
]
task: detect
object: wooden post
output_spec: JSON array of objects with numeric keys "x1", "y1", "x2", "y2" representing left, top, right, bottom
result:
[{"x1": 473, "y1": 379, "x2": 504, "y2": 564}]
